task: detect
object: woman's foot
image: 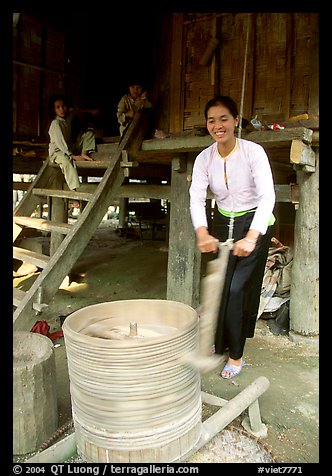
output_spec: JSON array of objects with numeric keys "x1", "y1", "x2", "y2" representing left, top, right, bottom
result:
[{"x1": 221, "y1": 358, "x2": 245, "y2": 379}]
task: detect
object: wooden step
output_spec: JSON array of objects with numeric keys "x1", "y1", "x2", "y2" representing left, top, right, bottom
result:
[
  {"x1": 32, "y1": 188, "x2": 95, "y2": 202},
  {"x1": 49, "y1": 160, "x2": 109, "y2": 170},
  {"x1": 73, "y1": 160, "x2": 111, "y2": 169},
  {"x1": 13, "y1": 246, "x2": 50, "y2": 268},
  {"x1": 13, "y1": 182, "x2": 31, "y2": 192},
  {"x1": 13, "y1": 216, "x2": 72, "y2": 234},
  {"x1": 13, "y1": 287, "x2": 26, "y2": 307}
]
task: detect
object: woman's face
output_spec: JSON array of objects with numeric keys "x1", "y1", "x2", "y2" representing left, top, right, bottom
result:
[
  {"x1": 206, "y1": 103, "x2": 238, "y2": 144},
  {"x1": 54, "y1": 99, "x2": 67, "y2": 118}
]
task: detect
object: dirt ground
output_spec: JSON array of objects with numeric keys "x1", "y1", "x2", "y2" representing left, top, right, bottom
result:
[{"x1": 14, "y1": 219, "x2": 319, "y2": 464}]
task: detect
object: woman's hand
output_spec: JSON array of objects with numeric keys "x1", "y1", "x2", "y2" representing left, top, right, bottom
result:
[
  {"x1": 196, "y1": 227, "x2": 219, "y2": 253},
  {"x1": 126, "y1": 110, "x2": 135, "y2": 119},
  {"x1": 233, "y1": 237, "x2": 256, "y2": 257}
]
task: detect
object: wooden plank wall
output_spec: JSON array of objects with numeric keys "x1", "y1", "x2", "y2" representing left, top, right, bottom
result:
[
  {"x1": 182, "y1": 16, "x2": 217, "y2": 130},
  {"x1": 160, "y1": 12, "x2": 319, "y2": 133},
  {"x1": 253, "y1": 13, "x2": 291, "y2": 120},
  {"x1": 13, "y1": 12, "x2": 318, "y2": 142},
  {"x1": 13, "y1": 13, "x2": 66, "y2": 141}
]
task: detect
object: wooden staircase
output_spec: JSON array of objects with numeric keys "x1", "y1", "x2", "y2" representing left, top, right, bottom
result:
[{"x1": 13, "y1": 111, "x2": 150, "y2": 331}]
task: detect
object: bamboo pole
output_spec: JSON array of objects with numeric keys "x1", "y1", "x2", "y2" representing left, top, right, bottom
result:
[{"x1": 238, "y1": 14, "x2": 251, "y2": 139}]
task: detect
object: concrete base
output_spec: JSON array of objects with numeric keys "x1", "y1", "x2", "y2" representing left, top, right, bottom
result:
[
  {"x1": 288, "y1": 330, "x2": 319, "y2": 346},
  {"x1": 13, "y1": 332, "x2": 58, "y2": 455}
]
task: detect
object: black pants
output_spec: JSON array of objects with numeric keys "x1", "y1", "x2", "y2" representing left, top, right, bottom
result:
[{"x1": 214, "y1": 210, "x2": 273, "y2": 359}]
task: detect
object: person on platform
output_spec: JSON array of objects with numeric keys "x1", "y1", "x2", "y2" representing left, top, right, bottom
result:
[
  {"x1": 48, "y1": 93, "x2": 99, "y2": 192},
  {"x1": 116, "y1": 80, "x2": 153, "y2": 137},
  {"x1": 115, "y1": 81, "x2": 154, "y2": 234}
]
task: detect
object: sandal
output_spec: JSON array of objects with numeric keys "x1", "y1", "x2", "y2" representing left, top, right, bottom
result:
[{"x1": 221, "y1": 359, "x2": 245, "y2": 379}]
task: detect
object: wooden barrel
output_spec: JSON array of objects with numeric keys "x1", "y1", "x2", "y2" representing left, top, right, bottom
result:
[
  {"x1": 62, "y1": 299, "x2": 202, "y2": 463},
  {"x1": 13, "y1": 331, "x2": 58, "y2": 455}
]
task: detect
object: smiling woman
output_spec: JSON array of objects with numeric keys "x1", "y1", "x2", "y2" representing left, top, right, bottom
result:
[{"x1": 190, "y1": 95, "x2": 276, "y2": 380}]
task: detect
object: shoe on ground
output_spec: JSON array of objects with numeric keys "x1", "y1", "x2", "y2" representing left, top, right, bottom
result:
[{"x1": 220, "y1": 359, "x2": 245, "y2": 379}]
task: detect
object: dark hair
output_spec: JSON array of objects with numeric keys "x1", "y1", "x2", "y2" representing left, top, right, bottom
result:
[
  {"x1": 204, "y1": 95, "x2": 239, "y2": 120},
  {"x1": 48, "y1": 93, "x2": 68, "y2": 118},
  {"x1": 128, "y1": 79, "x2": 143, "y2": 88}
]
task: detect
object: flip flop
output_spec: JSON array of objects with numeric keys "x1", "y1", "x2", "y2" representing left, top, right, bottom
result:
[{"x1": 221, "y1": 359, "x2": 245, "y2": 379}]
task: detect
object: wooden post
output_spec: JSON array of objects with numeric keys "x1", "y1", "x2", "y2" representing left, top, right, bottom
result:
[
  {"x1": 50, "y1": 171, "x2": 67, "y2": 256},
  {"x1": 167, "y1": 154, "x2": 201, "y2": 307},
  {"x1": 118, "y1": 197, "x2": 129, "y2": 231},
  {"x1": 289, "y1": 149, "x2": 319, "y2": 337}
]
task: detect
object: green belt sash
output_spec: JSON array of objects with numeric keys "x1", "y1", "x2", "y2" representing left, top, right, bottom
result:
[{"x1": 218, "y1": 207, "x2": 276, "y2": 226}]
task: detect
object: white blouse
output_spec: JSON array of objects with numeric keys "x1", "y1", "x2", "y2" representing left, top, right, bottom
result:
[
  {"x1": 48, "y1": 116, "x2": 72, "y2": 157},
  {"x1": 189, "y1": 138, "x2": 276, "y2": 235}
]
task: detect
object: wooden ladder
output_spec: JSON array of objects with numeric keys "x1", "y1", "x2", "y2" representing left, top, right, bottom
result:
[{"x1": 13, "y1": 111, "x2": 150, "y2": 331}]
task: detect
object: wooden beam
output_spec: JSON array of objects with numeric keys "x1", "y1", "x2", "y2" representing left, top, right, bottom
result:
[
  {"x1": 290, "y1": 140, "x2": 316, "y2": 169},
  {"x1": 13, "y1": 246, "x2": 50, "y2": 268},
  {"x1": 82, "y1": 182, "x2": 300, "y2": 204},
  {"x1": 242, "y1": 127, "x2": 313, "y2": 147},
  {"x1": 13, "y1": 182, "x2": 31, "y2": 191},
  {"x1": 49, "y1": 172, "x2": 67, "y2": 257},
  {"x1": 119, "y1": 184, "x2": 171, "y2": 200},
  {"x1": 30, "y1": 182, "x2": 171, "y2": 201},
  {"x1": 49, "y1": 161, "x2": 109, "y2": 170},
  {"x1": 141, "y1": 127, "x2": 314, "y2": 154},
  {"x1": 13, "y1": 216, "x2": 71, "y2": 234},
  {"x1": 32, "y1": 188, "x2": 94, "y2": 202}
]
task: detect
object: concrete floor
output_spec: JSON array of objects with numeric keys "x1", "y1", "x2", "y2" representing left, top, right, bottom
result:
[{"x1": 14, "y1": 220, "x2": 319, "y2": 463}]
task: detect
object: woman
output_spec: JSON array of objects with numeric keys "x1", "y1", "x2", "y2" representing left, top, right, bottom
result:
[
  {"x1": 189, "y1": 96, "x2": 275, "y2": 379},
  {"x1": 48, "y1": 94, "x2": 97, "y2": 192}
]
